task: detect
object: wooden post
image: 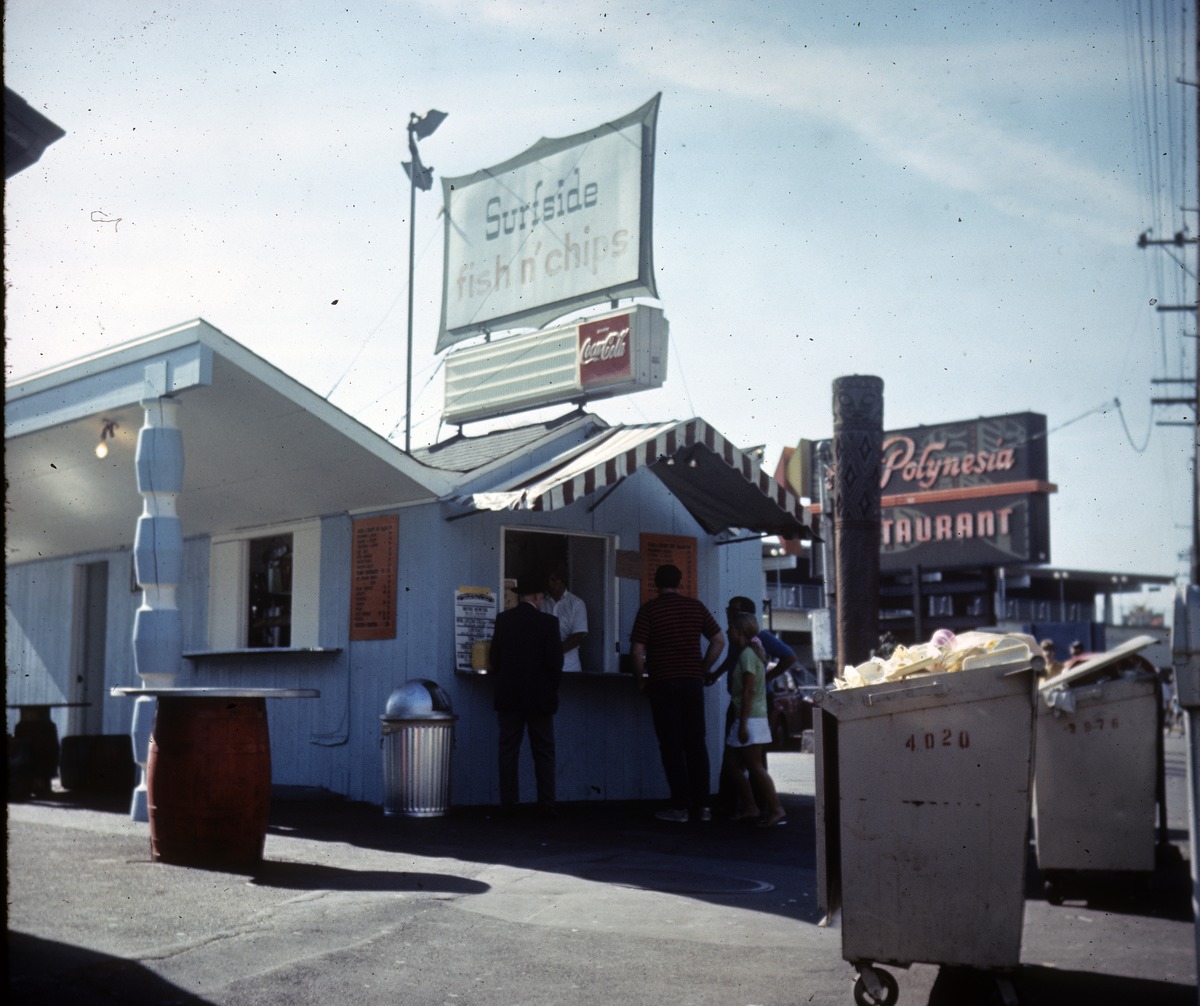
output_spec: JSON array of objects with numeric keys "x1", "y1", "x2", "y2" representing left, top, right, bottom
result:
[{"x1": 832, "y1": 375, "x2": 883, "y2": 669}]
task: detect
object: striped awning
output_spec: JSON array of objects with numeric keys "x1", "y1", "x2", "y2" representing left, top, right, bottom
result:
[{"x1": 443, "y1": 418, "x2": 812, "y2": 539}]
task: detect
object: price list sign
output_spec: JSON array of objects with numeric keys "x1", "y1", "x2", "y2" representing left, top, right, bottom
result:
[
  {"x1": 639, "y1": 533, "x2": 698, "y2": 604},
  {"x1": 350, "y1": 516, "x2": 398, "y2": 641}
]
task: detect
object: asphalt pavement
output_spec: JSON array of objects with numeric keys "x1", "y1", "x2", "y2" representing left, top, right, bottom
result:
[{"x1": 7, "y1": 737, "x2": 1197, "y2": 1005}]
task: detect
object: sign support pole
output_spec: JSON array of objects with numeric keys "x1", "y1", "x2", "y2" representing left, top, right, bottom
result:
[{"x1": 405, "y1": 156, "x2": 416, "y2": 454}]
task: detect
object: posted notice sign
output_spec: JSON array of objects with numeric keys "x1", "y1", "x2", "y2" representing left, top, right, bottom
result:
[
  {"x1": 455, "y1": 586, "x2": 498, "y2": 673},
  {"x1": 350, "y1": 516, "x2": 398, "y2": 641}
]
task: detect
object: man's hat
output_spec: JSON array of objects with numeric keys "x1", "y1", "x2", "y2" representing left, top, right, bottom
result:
[{"x1": 516, "y1": 571, "x2": 546, "y2": 596}]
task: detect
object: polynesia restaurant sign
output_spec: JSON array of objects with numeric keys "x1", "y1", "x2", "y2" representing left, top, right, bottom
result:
[
  {"x1": 877, "y1": 412, "x2": 1054, "y2": 569},
  {"x1": 437, "y1": 94, "x2": 660, "y2": 353},
  {"x1": 805, "y1": 412, "x2": 1055, "y2": 569}
]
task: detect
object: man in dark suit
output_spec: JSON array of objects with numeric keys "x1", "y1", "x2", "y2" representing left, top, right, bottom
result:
[{"x1": 490, "y1": 571, "x2": 565, "y2": 816}]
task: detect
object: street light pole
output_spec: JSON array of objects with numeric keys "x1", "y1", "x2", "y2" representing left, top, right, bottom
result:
[
  {"x1": 405, "y1": 154, "x2": 417, "y2": 454},
  {"x1": 401, "y1": 109, "x2": 448, "y2": 454}
]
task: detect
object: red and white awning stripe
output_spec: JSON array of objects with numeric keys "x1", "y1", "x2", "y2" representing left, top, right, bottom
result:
[{"x1": 445, "y1": 417, "x2": 811, "y2": 538}]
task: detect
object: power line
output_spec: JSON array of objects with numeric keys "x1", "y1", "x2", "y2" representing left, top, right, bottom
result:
[
  {"x1": 1114, "y1": 397, "x2": 1155, "y2": 453},
  {"x1": 324, "y1": 204, "x2": 442, "y2": 403}
]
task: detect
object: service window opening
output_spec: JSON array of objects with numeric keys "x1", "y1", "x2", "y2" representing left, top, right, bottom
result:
[
  {"x1": 248, "y1": 533, "x2": 292, "y2": 648},
  {"x1": 502, "y1": 528, "x2": 614, "y2": 674}
]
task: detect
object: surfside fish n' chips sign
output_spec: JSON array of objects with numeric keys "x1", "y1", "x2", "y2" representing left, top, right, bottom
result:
[{"x1": 437, "y1": 95, "x2": 660, "y2": 352}]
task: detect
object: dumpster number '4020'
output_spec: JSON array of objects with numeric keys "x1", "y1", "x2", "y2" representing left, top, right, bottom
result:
[{"x1": 904, "y1": 729, "x2": 970, "y2": 752}]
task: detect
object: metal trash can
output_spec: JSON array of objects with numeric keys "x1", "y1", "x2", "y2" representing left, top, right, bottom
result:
[
  {"x1": 380, "y1": 680, "x2": 457, "y2": 818},
  {"x1": 814, "y1": 657, "x2": 1036, "y2": 1005},
  {"x1": 1034, "y1": 634, "x2": 1161, "y2": 902}
]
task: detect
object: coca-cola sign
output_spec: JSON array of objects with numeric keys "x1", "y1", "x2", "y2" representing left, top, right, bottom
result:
[
  {"x1": 579, "y1": 314, "x2": 632, "y2": 388},
  {"x1": 442, "y1": 304, "x2": 667, "y2": 424}
]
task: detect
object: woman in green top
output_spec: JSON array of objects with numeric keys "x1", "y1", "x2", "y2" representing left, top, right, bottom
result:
[{"x1": 725, "y1": 612, "x2": 786, "y2": 827}]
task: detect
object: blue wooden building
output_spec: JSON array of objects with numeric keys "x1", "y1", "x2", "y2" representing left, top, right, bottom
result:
[{"x1": 6, "y1": 319, "x2": 811, "y2": 808}]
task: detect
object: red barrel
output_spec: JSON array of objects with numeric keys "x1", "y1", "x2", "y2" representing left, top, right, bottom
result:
[{"x1": 146, "y1": 696, "x2": 271, "y2": 869}]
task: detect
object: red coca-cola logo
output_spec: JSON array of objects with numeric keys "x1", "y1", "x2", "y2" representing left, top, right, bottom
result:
[
  {"x1": 579, "y1": 315, "x2": 632, "y2": 387},
  {"x1": 581, "y1": 330, "x2": 628, "y2": 364}
]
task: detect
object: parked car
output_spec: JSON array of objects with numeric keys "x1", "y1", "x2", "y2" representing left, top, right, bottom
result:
[{"x1": 768, "y1": 668, "x2": 819, "y2": 750}]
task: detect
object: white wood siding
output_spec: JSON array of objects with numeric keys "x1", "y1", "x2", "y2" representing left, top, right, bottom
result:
[{"x1": 6, "y1": 550, "x2": 138, "y2": 737}]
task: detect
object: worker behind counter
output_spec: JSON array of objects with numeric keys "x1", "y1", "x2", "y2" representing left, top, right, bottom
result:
[{"x1": 540, "y1": 566, "x2": 588, "y2": 673}]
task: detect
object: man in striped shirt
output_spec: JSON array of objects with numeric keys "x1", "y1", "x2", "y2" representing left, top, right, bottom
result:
[{"x1": 630, "y1": 564, "x2": 726, "y2": 823}]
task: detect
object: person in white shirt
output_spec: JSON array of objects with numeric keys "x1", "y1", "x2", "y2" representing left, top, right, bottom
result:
[{"x1": 541, "y1": 567, "x2": 588, "y2": 673}]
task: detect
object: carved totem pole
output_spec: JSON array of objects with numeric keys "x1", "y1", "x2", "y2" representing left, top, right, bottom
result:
[{"x1": 831, "y1": 376, "x2": 883, "y2": 670}]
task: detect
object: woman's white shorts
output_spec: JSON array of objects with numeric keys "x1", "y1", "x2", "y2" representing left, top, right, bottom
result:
[{"x1": 726, "y1": 716, "x2": 771, "y2": 748}]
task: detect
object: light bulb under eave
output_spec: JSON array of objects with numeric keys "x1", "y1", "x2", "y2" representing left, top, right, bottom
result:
[{"x1": 95, "y1": 441, "x2": 109, "y2": 459}]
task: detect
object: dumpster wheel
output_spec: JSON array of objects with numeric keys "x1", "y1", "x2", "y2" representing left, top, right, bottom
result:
[{"x1": 852, "y1": 965, "x2": 898, "y2": 1006}]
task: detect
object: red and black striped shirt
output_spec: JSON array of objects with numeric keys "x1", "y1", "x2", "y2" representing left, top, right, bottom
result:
[{"x1": 630, "y1": 591, "x2": 721, "y2": 682}]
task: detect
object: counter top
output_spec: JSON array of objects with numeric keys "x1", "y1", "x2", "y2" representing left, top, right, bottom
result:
[{"x1": 111, "y1": 687, "x2": 320, "y2": 699}]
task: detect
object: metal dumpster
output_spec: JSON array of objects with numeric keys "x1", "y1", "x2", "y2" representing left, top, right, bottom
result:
[
  {"x1": 1034, "y1": 634, "x2": 1161, "y2": 902},
  {"x1": 814, "y1": 653, "x2": 1037, "y2": 1005}
]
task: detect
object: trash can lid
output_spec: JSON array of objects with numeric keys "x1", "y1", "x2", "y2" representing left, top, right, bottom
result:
[
  {"x1": 380, "y1": 713, "x2": 456, "y2": 727},
  {"x1": 384, "y1": 679, "x2": 454, "y2": 717},
  {"x1": 1039, "y1": 634, "x2": 1158, "y2": 691}
]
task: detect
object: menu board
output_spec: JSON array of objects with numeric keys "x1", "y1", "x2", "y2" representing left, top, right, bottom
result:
[
  {"x1": 350, "y1": 516, "x2": 398, "y2": 641},
  {"x1": 639, "y1": 533, "x2": 698, "y2": 604},
  {"x1": 455, "y1": 585, "x2": 498, "y2": 673}
]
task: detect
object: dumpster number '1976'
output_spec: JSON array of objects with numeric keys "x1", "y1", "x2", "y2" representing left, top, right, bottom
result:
[
  {"x1": 905, "y1": 729, "x2": 970, "y2": 752},
  {"x1": 1065, "y1": 717, "x2": 1118, "y2": 734}
]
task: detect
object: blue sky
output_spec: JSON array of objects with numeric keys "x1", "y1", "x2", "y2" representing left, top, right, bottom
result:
[{"x1": 4, "y1": 1, "x2": 1192, "y2": 599}]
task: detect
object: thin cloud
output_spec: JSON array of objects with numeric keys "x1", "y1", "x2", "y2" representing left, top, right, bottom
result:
[
  {"x1": 419, "y1": 0, "x2": 1137, "y2": 247},
  {"x1": 412, "y1": 0, "x2": 1132, "y2": 247},
  {"x1": 641, "y1": 29, "x2": 1137, "y2": 246}
]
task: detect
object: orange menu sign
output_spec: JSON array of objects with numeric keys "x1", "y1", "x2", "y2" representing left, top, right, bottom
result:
[
  {"x1": 639, "y1": 533, "x2": 698, "y2": 605},
  {"x1": 350, "y1": 515, "x2": 398, "y2": 641}
]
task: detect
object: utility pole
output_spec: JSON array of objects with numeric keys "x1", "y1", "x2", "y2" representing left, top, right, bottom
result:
[{"x1": 1140, "y1": 13, "x2": 1200, "y2": 584}]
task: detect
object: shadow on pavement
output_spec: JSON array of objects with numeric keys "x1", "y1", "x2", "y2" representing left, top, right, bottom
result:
[
  {"x1": 266, "y1": 790, "x2": 816, "y2": 868},
  {"x1": 266, "y1": 788, "x2": 825, "y2": 924},
  {"x1": 248, "y1": 860, "x2": 490, "y2": 894},
  {"x1": 13, "y1": 787, "x2": 132, "y2": 813},
  {"x1": 9, "y1": 931, "x2": 213, "y2": 1006},
  {"x1": 20, "y1": 783, "x2": 824, "y2": 923},
  {"x1": 927, "y1": 963, "x2": 1196, "y2": 1005},
  {"x1": 1022, "y1": 840, "x2": 1194, "y2": 923}
]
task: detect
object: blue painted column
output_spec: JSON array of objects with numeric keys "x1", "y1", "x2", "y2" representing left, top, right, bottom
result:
[{"x1": 129, "y1": 396, "x2": 185, "y2": 821}]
